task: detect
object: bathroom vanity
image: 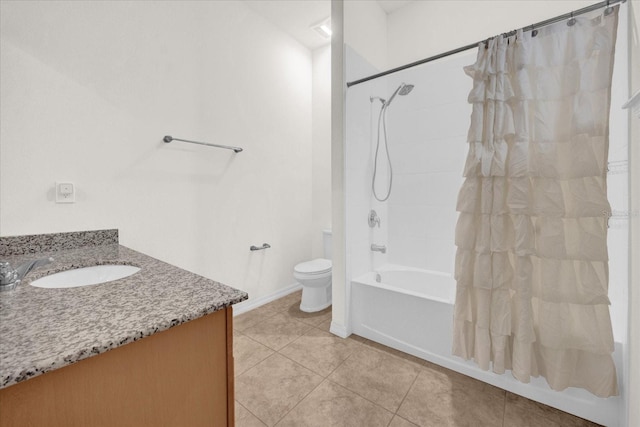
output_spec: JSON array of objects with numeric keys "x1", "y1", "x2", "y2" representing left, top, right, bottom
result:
[{"x1": 0, "y1": 230, "x2": 247, "y2": 427}]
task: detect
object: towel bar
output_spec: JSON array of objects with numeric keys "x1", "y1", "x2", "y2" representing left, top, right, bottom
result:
[{"x1": 163, "y1": 135, "x2": 243, "y2": 153}]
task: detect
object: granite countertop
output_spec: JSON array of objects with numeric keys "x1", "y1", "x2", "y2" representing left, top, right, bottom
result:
[{"x1": 0, "y1": 230, "x2": 248, "y2": 389}]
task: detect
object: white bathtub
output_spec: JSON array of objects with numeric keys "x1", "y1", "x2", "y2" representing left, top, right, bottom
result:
[{"x1": 351, "y1": 264, "x2": 624, "y2": 427}]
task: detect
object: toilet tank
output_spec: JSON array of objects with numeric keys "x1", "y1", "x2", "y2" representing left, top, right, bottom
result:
[{"x1": 322, "y1": 229, "x2": 332, "y2": 260}]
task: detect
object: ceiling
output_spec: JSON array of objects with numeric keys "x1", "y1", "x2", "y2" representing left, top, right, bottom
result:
[
  {"x1": 243, "y1": 0, "x2": 412, "y2": 51},
  {"x1": 377, "y1": 1, "x2": 412, "y2": 14}
]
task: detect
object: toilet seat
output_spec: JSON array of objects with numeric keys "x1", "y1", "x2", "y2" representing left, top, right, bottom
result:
[{"x1": 294, "y1": 258, "x2": 332, "y2": 275}]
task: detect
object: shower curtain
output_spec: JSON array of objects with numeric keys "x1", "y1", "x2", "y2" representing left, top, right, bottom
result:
[{"x1": 452, "y1": 7, "x2": 619, "y2": 397}]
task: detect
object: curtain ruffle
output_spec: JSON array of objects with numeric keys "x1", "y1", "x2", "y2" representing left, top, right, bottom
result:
[{"x1": 452, "y1": 7, "x2": 619, "y2": 398}]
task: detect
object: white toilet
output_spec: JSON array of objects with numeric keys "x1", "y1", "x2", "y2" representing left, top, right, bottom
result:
[{"x1": 293, "y1": 229, "x2": 332, "y2": 312}]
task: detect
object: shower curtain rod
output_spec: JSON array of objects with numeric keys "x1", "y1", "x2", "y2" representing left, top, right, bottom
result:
[{"x1": 346, "y1": 0, "x2": 626, "y2": 88}]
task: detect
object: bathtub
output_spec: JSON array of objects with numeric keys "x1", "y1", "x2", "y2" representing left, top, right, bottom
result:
[
  {"x1": 351, "y1": 266, "x2": 455, "y2": 361},
  {"x1": 351, "y1": 264, "x2": 623, "y2": 427}
]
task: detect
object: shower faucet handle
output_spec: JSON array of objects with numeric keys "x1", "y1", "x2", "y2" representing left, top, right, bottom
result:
[{"x1": 368, "y1": 210, "x2": 381, "y2": 228}]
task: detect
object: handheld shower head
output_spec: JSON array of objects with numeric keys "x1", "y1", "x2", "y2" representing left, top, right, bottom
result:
[{"x1": 385, "y1": 83, "x2": 414, "y2": 107}]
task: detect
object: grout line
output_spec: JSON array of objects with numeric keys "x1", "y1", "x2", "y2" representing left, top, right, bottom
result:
[
  {"x1": 395, "y1": 369, "x2": 421, "y2": 416},
  {"x1": 277, "y1": 350, "x2": 327, "y2": 378},
  {"x1": 233, "y1": 335, "x2": 275, "y2": 377},
  {"x1": 325, "y1": 377, "x2": 396, "y2": 419},
  {"x1": 272, "y1": 376, "x2": 327, "y2": 426},
  {"x1": 235, "y1": 399, "x2": 268, "y2": 427},
  {"x1": 322, "y1": 342, "x2": 362, "y2": 379},
  {"x1": 502, "y1": 390, "x2": 508, "y2": 427},
  {"x1": 323, "y1": 346, "x2": 424, "y2": 418},
  {"x1": 235, "y1": 352, "x2": 279, "y2": 379}
]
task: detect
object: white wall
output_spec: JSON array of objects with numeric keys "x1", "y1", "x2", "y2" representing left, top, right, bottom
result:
[
  {"x1": 0, "y1": 0, "x2": 314, "y2": 302},
  {"x1": 312, "y1": 45, "x2": 332, "y2": 259},
  {"x1": 343, "y1": 0, "x2": 388, "y2": 72},
  {"x1": 387, "y1": 0, "x2": 597, "y2": 69},
  {"x1": 330, "y1": 0, "x2": 347, "y2": 337},
  {"x1": 626, "y1": 2, "x2": 640, "y2": 426}
]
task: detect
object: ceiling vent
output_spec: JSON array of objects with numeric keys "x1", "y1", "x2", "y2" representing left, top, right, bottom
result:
[{"x1": 311, "y1": 18, "x2": 331, "y2": 39}]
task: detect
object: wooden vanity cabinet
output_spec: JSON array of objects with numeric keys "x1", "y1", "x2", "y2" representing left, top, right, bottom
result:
[{"x1": 0, "y1": 307, "x2": 235, "y2": 427}]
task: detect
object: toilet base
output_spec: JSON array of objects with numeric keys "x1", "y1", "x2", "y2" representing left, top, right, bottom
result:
[{"x1": 300, "y1": 282, "x2": 332, "y2": 313}]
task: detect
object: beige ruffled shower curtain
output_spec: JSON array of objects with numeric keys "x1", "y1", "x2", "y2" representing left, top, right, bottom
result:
[{"x1": 452, "y1": 7, "x2": 619, "y2": 397}]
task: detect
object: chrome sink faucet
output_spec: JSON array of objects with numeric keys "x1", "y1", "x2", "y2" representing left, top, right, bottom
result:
[
  {"x1": 371, "y1": 244, "x2": 387, "y2": 254},
  {"x1": 0, "y1": 257, "x2": 54, "y2": 291}
]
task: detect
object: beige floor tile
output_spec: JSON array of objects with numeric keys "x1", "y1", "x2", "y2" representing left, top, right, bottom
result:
[
  {"x1": 397, "y1": 365, "x2": 505, "y2": 427},
  {"x1": 234, "y1": 304, "x2": 281, "y2": 332},
  {"x1": 389, "y1": 415, "x2": 420, "y2": 427},
  {"x1": 315, "y1": 317, "x2": 333, "y2": 332},
  {"x1": 282, "y1": 304, "x2": 333, "y2": 327},
  {"x1": 236, "y1": 401, "x2": 267, "y2": 427},
  {"x1": 276, "y1": 380, "x2": 394, "y2": 427},
  {"x1": 234, "y1": 333, "x2": 275, "y2": 376},
  {"x1": 243, "y1": 312, "x2": 314, "y2": 351},
  {"x1": 280, "y1": 328, "x2": 360, "y2": 376},
  {"x1": 265, "y1": 290, "x2": 303, "y2": 313},
  {"x1": 503, "y1": 392, "x2": 601, "y2": 427},
  {"x1": 236, "y1": 353, "x2": 323, "y2": 426},
  {"x1": 328, "y1": 346, "x2": 421, "y2": 412},
  {"x1": 358, "y1": 338, "x2": 426, "y2": 369}
]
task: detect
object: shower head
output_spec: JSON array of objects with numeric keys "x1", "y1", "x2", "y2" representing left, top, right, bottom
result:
[
  {"x1": 399, "y1": 84, "x2": 414, "y2": 95},
  {"x1": 385, "y1": 83, "x2": 414, "y2": 107}
]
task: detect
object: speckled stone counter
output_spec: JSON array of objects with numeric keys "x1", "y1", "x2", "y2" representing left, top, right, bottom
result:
[{"x1": 0, "y1": 230, "x2": 248, "y2": 389}]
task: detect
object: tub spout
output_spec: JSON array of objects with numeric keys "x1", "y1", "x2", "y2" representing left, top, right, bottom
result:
[{"x1": 371, "y1": 244, "x2": 386, "y2": 254}]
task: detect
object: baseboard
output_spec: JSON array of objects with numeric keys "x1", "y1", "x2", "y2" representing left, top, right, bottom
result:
[
  {"x1": 330, "y1": 321, "x2": 351, "y2": 338},
  {"x1": 232, "y1": 283, "x2": 302, "y2": 316}
]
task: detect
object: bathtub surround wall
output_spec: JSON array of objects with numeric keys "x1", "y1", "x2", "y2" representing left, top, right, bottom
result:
[
  {"x1": 345, "y1": 46, "x2": 389, "y2": 282},
  {"x1": 0, "y1": 1, "x2": 334, "y2": 303},
  {"x1": 383, "y1": 54, "x2": 471, "y2": 275}
]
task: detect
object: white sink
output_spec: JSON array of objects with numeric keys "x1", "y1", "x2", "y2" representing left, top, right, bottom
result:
[{"x1": 30, "y1": 265, "x2": 141, "y2": 289}]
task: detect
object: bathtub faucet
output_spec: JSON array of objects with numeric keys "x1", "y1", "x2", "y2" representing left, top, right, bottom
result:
[{"x1": 371, "y1": 244, "x2": 387, "y2": 254}]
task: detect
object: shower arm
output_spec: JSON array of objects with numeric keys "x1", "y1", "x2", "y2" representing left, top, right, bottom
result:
[{"x1": 385, "y1": 86, "x2": 403, "y2": 107}]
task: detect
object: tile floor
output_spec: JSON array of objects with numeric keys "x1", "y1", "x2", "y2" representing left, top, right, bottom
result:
[{"x1": 233, "y1": 291, "x2": 600, "y2": 427}]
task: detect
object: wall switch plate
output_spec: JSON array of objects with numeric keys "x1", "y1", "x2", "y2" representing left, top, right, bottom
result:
[{"x1": 55, "y1": 182, "x2": 75, "y2": 203}]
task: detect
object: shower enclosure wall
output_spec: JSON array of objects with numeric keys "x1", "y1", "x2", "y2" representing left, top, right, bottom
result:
[{"x1": 344, "y1": 15, "x2": 630, "y2": 424}]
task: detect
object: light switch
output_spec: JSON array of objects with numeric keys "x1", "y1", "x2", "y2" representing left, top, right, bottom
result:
[{"x1": 56, "y1": 182, "x2": 75, "y2": 203}]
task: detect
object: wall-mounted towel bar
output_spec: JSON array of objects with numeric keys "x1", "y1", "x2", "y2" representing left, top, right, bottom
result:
[
  {"x1": 250, "y1": 243, "x2": 271, "y2": 251},
  {"x1": 163, "y1": 135, "x2": 243, "y2": 153}
]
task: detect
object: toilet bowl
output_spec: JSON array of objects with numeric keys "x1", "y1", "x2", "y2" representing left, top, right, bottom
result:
[
  {"x1": 293, "y1": 229, "x2": 332, "y2": 313},
  {"x1": 294, "y1": 258, "x2": 332, "y2": 312}
]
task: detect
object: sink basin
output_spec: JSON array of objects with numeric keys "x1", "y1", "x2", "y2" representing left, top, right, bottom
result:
[{"x1": 30, "y1": 265, "x2": 141, "y2": 289}]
